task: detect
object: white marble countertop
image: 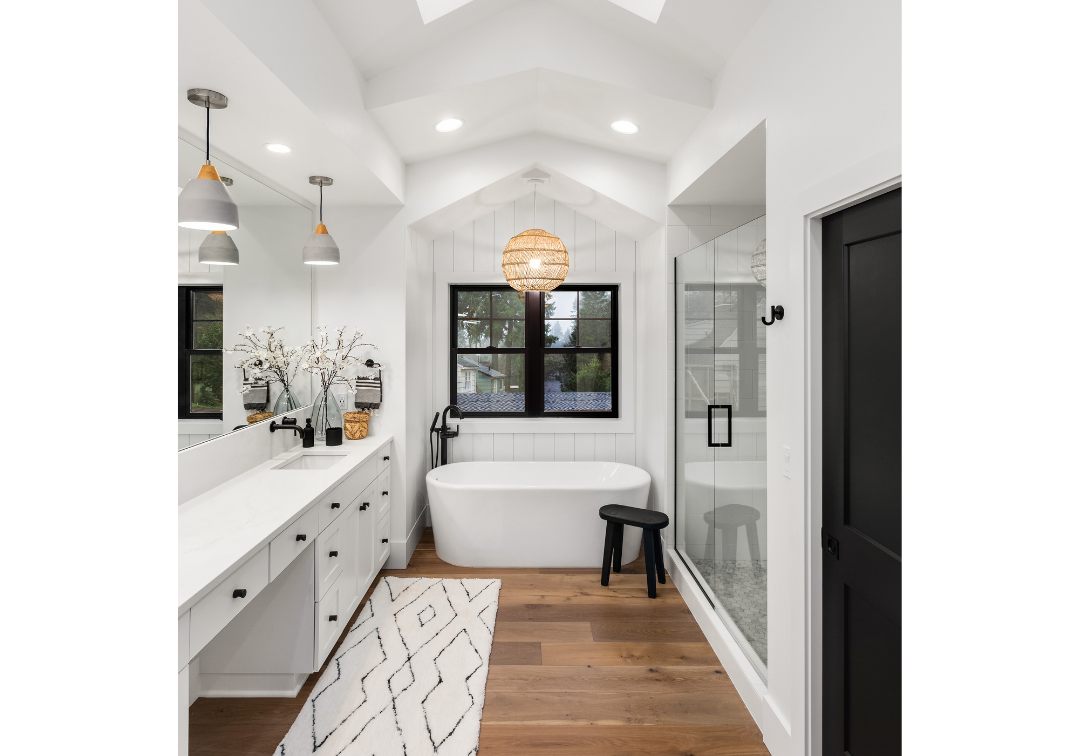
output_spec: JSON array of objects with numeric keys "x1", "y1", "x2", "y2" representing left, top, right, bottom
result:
[{"x1": 178, "y1": 433, "x2": 391, "y2": 616}]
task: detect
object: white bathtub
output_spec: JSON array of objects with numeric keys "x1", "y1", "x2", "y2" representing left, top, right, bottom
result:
[{"x1": 425, "y1": 461, "x2": 652, "y2": 567}]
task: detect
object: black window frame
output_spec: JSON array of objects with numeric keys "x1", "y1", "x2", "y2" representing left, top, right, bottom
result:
[
  {"x1": 179, "y1": 285, "x2": 224, "y2": 420},
  {"x1": 450, "y1": 284, "x2": 619, "y2": 418}
]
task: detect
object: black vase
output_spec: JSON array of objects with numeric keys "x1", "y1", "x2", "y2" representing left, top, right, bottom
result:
[{"x1": 325, "y1": 427, "x2": 343, "y2": 446}]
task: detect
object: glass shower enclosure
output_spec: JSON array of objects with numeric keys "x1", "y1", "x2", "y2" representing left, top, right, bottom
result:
[{"x1": 674, "y1": 215, "x2": 768, "y2": 680}]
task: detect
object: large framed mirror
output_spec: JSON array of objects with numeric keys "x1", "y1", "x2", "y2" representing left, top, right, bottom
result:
[{"x1": 178, "y1": 138, "x2": 313, "y2": 450}]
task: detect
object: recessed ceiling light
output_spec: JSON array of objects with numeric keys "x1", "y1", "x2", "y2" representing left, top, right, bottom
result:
[
  {"x1": 611, "y1": 121, "x2": 639, "y2": 135},
  {"x1": 265, "y1": 143, "x2": 291, "y2": 153},
  {"x1": 435, "y1": 118, "x2": 463, "y2": 132}
]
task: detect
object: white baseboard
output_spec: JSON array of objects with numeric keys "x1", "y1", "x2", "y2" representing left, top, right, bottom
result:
[
  {"x1": 388, "y1": 506, "x2": 427, "y2": 569},
  {"x1": 199, "y1": 672, "x2": 307, "y2": 698}
]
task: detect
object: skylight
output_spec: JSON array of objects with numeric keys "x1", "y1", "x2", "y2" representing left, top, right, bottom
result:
[
  {"x1": 416, "y1": 0, "x2": 475, "y2": 24},
  {"x1": 605, "y1": 0, "x2": 667, "y2": 23}
]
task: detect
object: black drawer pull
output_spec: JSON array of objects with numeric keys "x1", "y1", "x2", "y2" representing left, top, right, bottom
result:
[
  {"x1": 295, "y1": 534, "x2": 307, "y2": 542},
  {"x1": 382, "y1": 491, "x2": 388, "y2": 496},
  {"x1": 383, "y1": 456, "x2": 389, "y2": 461},
  {"x1": 328, "y1": 614, "x2": 338, "y2": 622},
  {"x1": 381, "y1": 538, "x2": 389, "y2": 543},
  {"x1": 331, "y1": 502, "x2": 340, "y2": 509},
  {"x1": 232, "y1": 589, "x2": 247, "y2": 599},
  {"x1": 329, "y1": 550, "x2": 338, "y2": 558},
  {"x1": 361, "y1": 502, "x2": 369, "y2": 510}
]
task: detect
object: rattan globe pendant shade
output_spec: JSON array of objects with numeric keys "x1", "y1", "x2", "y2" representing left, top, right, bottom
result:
[{"x1": 501, "y1": 229, "x2": 569, "y2": 292}]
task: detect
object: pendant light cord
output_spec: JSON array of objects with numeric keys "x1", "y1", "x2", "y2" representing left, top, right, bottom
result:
[
  {"x1": 205, "y1": 104, "x2": 210, "y2": 164},
  {"x1": 320, "y1": 185, "x2": 323, "y2": 223}
]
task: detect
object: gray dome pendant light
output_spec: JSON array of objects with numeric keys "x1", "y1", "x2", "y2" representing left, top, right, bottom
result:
[
  {"x1": 178, "y1": 89, "x2": 239, "y2": 230},
  {"x1": 199, "y1": 231, "x2": 240, "y2": 265},
  {"x1": 303, "y1": 176, "x2": 340, "y2": 265}
]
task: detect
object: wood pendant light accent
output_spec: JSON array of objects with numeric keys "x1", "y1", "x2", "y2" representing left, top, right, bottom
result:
[
  {"x1": 502, "y1": 228, "x2": 570, "y2": 292},
  {"x1": 196, "y1": 163, "x2": 223, "y2": 181},
  {"x1": 315, "y1": 223, "x2": 329, "y2": 234}
]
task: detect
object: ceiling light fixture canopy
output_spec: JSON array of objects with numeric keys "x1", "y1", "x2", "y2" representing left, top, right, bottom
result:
[
  {"x1": 303, "y1": 176, "x2": 340, "y2": 265},
  {"x1": 199, "y1": 231, "x2": 240, "y2": 266},
  {"x1": 178, "y1": 89, "x2": 239, "y2": 231},
  {"x1": 502, "y1": 183, "x2": 568, "y2": 292},
  {"x1": 435, "y1": 118, "x2": 463, "y2": 132},
  {"x1": 611, "y1": 120, "x2": 639, "y2": 134}
]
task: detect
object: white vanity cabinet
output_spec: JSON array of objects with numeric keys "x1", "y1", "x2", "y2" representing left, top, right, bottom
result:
[{"x1": 179, "y1": 436, "x2": 394, "y2": 733}]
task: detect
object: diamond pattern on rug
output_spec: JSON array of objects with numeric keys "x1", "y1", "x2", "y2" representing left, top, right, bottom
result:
[{"x1": 276, "y1": 577, "x2": 500, "y2": 756}]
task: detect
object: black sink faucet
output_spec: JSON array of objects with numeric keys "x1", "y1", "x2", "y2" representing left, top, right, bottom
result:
[
  {"x1": 270, "y1": 417, "x2": 302, "y2": 435},
  {"x1": 439, "y1": 405, "x2": 463, "y2": 466}
]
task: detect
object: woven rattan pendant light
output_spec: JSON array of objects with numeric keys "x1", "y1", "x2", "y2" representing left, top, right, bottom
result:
[{"x1": 501, "y1": 186, "x2": 569, "y2": 292}]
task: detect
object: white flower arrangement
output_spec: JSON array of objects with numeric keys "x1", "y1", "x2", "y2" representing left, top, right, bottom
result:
[
  {"x1": 299, "y1": 326, "x2": 378, "y2": 394},
  {"x1": 226, "y1": 326, "x2": 303, "y2": 393}
]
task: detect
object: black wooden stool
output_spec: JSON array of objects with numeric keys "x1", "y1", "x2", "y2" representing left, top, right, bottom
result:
[{"x1": 599, "y1": 504, "x2": 670, "y2": 598}]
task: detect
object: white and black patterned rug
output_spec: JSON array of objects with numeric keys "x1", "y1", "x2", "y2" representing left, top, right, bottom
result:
[{"x1": 276, "y1": 577, "x2": 501, "y2": 756}]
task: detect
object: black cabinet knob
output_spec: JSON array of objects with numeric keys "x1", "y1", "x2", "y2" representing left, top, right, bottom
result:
[
  {"x1": 295, "y1": 534, "x2": 307, "y2": 542},
  {"x1": 328, "y1": 614, "x2": 338, "y2": 622},
  {"x1": 232, "y1": 589, "x2": 247, "y2": 599},
  {"x1": 331, "y1": 502, "x2": 340, "y2": 509},
  {"x1": 381, "y1": 538, "x2": 389, "y2": 543},
  {"x1": 383, "y1": 456, "x2": 389, "y2": 461},
  {"x1": 329, "y1": 550, "x2": 338, "y2": 558}
]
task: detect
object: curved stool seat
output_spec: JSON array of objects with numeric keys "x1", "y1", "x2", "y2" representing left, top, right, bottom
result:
[{"x1": 599, "y1": 505, "x2": 670, "y2": 598}]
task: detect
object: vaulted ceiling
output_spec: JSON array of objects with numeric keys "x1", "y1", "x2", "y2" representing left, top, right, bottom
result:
[{"x1": 181, "y1": 0, "x2": 769, "y2": 212}]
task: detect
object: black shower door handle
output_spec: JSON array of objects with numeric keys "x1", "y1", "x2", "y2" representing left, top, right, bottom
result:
[{"x1": 707, "y1": 404, "x2": 732, "y2": 448}]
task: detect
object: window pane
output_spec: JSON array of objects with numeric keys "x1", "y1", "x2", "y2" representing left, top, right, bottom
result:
[
  {"x1": 577, "y1": 290, "x2": 611, "y2": 318},
  {"x1": 457, "y1": 291, "x2": 490, "y2": 318},
  {"x1": 492, "y1": 290, "x2": 525, "y2": 318},
  {"x1": 714, "y1": 286, "x2": 739, "y2": 348},
  {"x1": 578, "y1": 319, "x2": 611, "y2": 348},
  {"x1": 455, "y1": 353, "x2": 525, "y2": 413},
  {"x1": 190, "y1": 354, "x2": 223, "y2": 412},
  {"x1": 543, "y1": 353, "x2": 612, "y2": 412},
  {"x1": 545, "y1": 320, "x2": 575, "y2": 347},
  {"x1": 456, "y1": 319, "x2": 491, "y2": 348},
  {"x1": 193, "y1": 290, "x2": 223, "y2": 320},
  {"x1": 492, "y1": 319, "x2": 525, "y2": 348},
  {"x1": 544, "y1": 290, "x2": 577, "y2": 318},
  {"x1": 192, "y1": 320, "x2": 223, "y2": 349}
]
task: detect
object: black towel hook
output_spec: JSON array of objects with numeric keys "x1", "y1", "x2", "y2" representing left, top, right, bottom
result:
[{"x1": 761, "y1": 305, "x2": 784, "y2": 326}]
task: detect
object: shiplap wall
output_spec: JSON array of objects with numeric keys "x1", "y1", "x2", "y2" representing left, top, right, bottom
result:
[{"x1": 433, "y1": 196, "x2": 637, "y2": 467}]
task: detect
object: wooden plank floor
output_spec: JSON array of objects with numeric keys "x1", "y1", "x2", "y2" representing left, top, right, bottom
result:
[{"x1": 189, "y1": 529, "x2": 769, "y2": 756}]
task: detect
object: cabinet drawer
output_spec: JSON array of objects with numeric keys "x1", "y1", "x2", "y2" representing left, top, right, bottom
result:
[
  {"x1": 318, "y1": 459, "x2": 377, "y2": 532},
  {"x1": 316, "y1": 501, "x2": 353, "y2": 600},
  {"x1": 375, "y1": 512, "x2": 390, "y2": 568},
  {"x1": 190, "y1": 545, "x2": 269, "y2": 656},
  {"x1": 377, "y1": 447, "x2": 391, "y2": 474},
  {"x1": 270, "y1": 506, "x2": 318, "y2": 582},
  {"x1": 315, "y1": 576, "x2": 344, "y2": 667},
  {"x1": 375, "y1": 470, "x2": 391, "y2": 518}
]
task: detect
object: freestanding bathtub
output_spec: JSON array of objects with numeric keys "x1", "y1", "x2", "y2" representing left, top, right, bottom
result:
[{"x1": 425, "y1": 461, "x2": 651, "y2": 567}]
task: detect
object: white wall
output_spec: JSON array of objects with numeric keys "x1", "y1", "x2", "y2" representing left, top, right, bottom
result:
[
  {"x1": 663, "y1": 1, "x2": 901, "y2": 754},
  {"x1": 311, "y1": 206, "x2": 421, "y2": 566},
  {"x1": 430, "y1": 196, "x2": 639, "y2": 480}
]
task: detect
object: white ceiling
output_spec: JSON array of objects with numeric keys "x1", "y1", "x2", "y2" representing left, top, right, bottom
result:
[{"x1": 184, "y1": 0, "x2": 770, "y2": 211}]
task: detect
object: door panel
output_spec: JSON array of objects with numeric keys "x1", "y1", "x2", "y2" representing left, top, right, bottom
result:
[{"x1": 822, "y1": 187, "x2": 901, "y2": 755}]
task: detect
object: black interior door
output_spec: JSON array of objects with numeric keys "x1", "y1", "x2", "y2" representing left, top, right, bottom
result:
[{"x1": 822, "y1": 188, "x2": 901, "y2": 756}]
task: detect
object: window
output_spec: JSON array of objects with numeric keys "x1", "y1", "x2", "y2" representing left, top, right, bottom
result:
[
  {"x1": 179, "y1": 286, "x2": 224, "y2": 419},
  {"x1": 681, "y1": 282, "x2": 765, "y2": 418},
  {"x1": 451, "y1": 285, "x2": 618, "y2": 417}
]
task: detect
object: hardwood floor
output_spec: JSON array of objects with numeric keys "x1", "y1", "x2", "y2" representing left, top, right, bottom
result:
[{"x1": 189, "y1": 528, "x2": 769, "y2": 756}]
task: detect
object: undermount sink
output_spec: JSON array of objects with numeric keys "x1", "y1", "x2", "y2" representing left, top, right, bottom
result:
[{"x1": 274, "y1": 454, "x2": 347, "y2": 471}]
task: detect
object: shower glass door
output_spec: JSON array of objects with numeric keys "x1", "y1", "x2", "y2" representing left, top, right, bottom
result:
[{"x1": 674, "y1": 215, "x2": 767, "y2": 680}]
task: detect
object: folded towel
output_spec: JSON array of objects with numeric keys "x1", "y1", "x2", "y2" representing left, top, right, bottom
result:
[
  {"x1": 354, "y1": 376, "x2": 381, "y2": 410},
  {"x1": 243, "y1": 381, "x2": 269, "y2": 410}
]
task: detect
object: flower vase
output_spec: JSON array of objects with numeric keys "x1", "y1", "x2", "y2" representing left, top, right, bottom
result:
[
  {"x1": 311, "y1": 387, "x2": 343, "y2": 442},
  {"x1": 272, "y1": 384, "x2": 300, "y2": 416}
]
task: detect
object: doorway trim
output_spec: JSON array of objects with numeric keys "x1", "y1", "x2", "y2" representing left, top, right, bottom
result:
[{"x1": 801, "y1": 142, "x2": 901, "y2": 756}]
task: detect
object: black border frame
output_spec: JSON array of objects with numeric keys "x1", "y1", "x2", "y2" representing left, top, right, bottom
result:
[{"x1": 178, "y1": 285, "x2": 224, "y2": 420}]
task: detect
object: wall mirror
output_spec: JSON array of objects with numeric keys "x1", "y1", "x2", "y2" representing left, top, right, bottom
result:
[{"x1": 178, "y1": 138, "x2": 313, "y2": 450}]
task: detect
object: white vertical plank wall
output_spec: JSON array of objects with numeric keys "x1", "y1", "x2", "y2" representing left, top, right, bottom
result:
[{"x1": 441, "y1": 198, "x2": 638, "y2": 480}]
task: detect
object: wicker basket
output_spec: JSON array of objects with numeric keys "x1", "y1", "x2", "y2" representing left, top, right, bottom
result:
[
  {"x1": 343, "y1": 410, "x2": 371, "y2": 440},
  {"x1": 247, "y1": 411, "x2": 274, "y2": 424}
]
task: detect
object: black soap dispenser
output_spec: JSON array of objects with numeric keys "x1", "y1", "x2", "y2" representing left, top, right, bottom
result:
[{"x1": 302, "y1": 418, "x2": 315, "y2": 448}]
